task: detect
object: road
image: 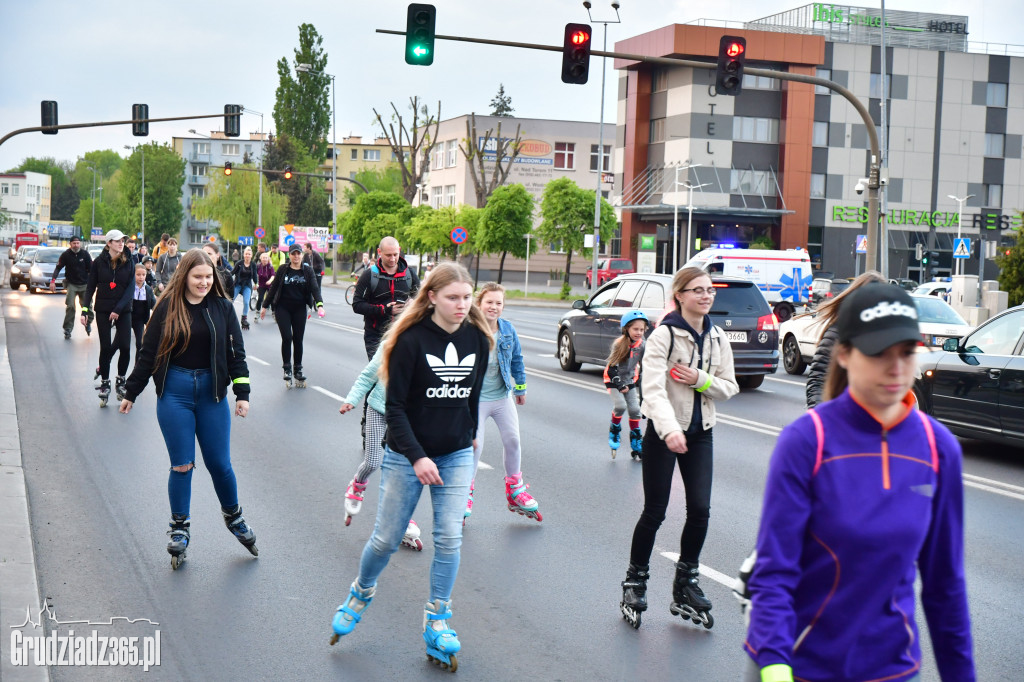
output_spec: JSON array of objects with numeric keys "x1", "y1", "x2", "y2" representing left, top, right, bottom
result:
[{"x1": 3, "y1": 284, "x2": 1022, "y2": 681}]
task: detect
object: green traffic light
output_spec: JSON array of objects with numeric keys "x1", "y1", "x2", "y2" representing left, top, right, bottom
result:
[{"x1": 413, "y1": 46, "x2": 429, "y2": 57}]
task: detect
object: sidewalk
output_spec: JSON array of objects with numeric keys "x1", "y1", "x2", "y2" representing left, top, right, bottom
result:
[{"x1": 0, "y1": 293, "x2": 50, "y2": 682}]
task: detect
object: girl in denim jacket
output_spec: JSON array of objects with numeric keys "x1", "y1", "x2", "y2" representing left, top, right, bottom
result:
[{"x1": 467, "y1": 283, "x2": 540, "y2": 522}]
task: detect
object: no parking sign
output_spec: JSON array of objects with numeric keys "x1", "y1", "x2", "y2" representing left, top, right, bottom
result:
[{"x1": 450, "y1": 226, "x2": 467, "y2": 245}]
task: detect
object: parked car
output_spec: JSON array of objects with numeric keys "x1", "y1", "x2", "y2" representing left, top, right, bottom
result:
[
  {"x1": 890, "y1": 278, "x2": 918, "y2": 291},
  {"x1": 27, "y1": 247, "x2": 66, "y2": 294},
  {"x1": 915, "y1": 305, "x2": 1024, "y2": 448},
  {"x1": 9, "y1": 246, "x2": 40, "y2": 290},
  {"x1": 585, "y1": 258, "x2": 635, "y2": 288},
  {"x1": 809, "y1": 278, "x2": 850, "y2": 308},
  {"x1": 685, "y1": 248, "x2": 812, "y2": 322},
  {"x1": 556, "y1": 273, "x2": 779, "y2": 389},
  {"x1": 86, "y1": 243, "x2": 105, "y2": 260},
  {"x1": 913, "y1": 280, "x2": 952, "y2": 299},
  {"x1": 909, "y1": 294, "x2": 973, "y2": 348},
  {"x1": 779, "y1": 312, "x2": 828, "y2": 375}
]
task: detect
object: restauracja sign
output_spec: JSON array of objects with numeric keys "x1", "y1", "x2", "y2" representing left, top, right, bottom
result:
[{"x1": 832, "y1": 205, "x2": 1022, "y2": 230}]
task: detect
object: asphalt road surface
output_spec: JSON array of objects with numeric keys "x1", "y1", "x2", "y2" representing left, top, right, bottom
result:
[{"x1": 4, "y1": 284, "x2": 1022, "y2": 681}]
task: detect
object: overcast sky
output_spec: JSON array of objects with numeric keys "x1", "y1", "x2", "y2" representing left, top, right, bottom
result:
[{"x1": 2, "y1": 0, "x2": 1020, "y2": 172}]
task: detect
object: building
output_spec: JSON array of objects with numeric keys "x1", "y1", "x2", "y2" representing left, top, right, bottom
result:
[
  {"x1": 613, "y1": 4, "x2": 1023, "y2": 281},
  {"x1": 170, "y1": 132, "x2": 269, "y2": 246},
  {"x1": 0, "y1": 171, "x2": 52, "y2": 242},
  {"x1": 420, "y1": 114, "x2": 615, "y2": 281},
  {"x1": 319, "y1": 135, "x2": 402, "y2": 212}
]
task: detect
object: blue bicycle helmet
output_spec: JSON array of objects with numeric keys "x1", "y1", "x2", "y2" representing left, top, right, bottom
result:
[{"x1": 620, "y1": 310, "x2": 650, "y2": 329}]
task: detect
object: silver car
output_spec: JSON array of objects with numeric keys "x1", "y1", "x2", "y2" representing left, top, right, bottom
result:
[
  {"x1": 27, "y1": 247, "x2": 66, "y2": 294},
  {"x1": 9, "y1": 246, "x2": 39, "y2": 290}
]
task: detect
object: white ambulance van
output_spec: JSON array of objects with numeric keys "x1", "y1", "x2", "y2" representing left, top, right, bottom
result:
[{"x1": 684, "y1": 248, "x2": 813, "y2": 321}]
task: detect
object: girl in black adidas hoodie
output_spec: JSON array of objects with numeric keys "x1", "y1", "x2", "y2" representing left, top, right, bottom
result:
[{"x1": 329, "y1": 263, "x2": 491, "y2": 671}]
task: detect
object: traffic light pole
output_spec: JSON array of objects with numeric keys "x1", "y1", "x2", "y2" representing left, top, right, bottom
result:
[
  {"x1": 377, "y1": 28, "x2": 885, "y2": 271},
  {"x1": 0, "y1": 112, "x2": 239, "y2": 149}
]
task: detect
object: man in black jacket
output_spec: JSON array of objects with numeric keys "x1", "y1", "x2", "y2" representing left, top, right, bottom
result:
[
  {"x1": 50, "y1": 234, "x2": 93, "y2": 338},
  {"x1": 302, "y1": 242, "x2": 326, "y2": 291},
  {"x1": 352, "y1": 236, "x2": 420, "y2": 358}
]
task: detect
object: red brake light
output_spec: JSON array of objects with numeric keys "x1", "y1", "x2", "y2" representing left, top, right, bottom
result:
[
  {"x1": 712, "y1": 282, "x2": 729, "y2": 288},
  {"x1": 757, "y1": 314, "x2": 779, "y2": 331}
]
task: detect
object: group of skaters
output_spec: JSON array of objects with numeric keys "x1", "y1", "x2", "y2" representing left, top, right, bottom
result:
[{"x1": 49, "y1": 227, "x2": 973, "y2": 679}]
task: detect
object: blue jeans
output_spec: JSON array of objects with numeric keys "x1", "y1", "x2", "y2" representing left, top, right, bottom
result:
[
  {"x1": 233, "y1": 285, "x2": 252, "y2": 315},
  {"x1": 357, "y1": 446, "x2": 473, "y2": 602},
  {"x1": 156, "y1": 366, "x2": 237, "y2": 516}
]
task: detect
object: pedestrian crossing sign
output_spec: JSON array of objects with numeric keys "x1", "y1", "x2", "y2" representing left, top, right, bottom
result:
[{"x1": 953, "y1": 238, "x2": 971, "y2": 259}]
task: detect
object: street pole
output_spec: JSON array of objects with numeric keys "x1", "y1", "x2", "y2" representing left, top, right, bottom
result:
[
  {"x1": 879, "y1": 0, "x2": 889, "y2": 279},
  {"x1": 141, "y1": 146, "x2": 145, "y2": 240},
  {"x1": 89, "y1": 166, "x2": 96, "y2": 233},
  {"x1": 295, "y1": 63, "x2": 338, "y2": 283},
  {"x1": 948, "y1": 194, "x2": 973, "y2": 277},
  {"x1": 686, "y1": 186, "x2": 695, "y2": 264},
  {"x1": 672, "y1": 165, "x2": 679, "y2": 275},
  {"x1": 523, "y1": 233, "x2": 532, "y2": 298}
]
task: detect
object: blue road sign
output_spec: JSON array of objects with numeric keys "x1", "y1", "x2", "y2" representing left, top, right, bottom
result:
[
  {"x1": 953, "y1": 238, "x2": 971, "y2": 259},
  {"x1": 91, "y1": 228, "x2": 103, "y2": 236},
  {"x1": 238, "y1": 236, "x2": 254, "y2": 246},
  {"x1": 450, "y1": 226, "x2": 468, "y2": 245},
  {"x1": 855, "y1": 234, "x2": 867, "y2": 254},
  {"x1": 284, "y1": 235, "x2": 295, "y2": 246}
]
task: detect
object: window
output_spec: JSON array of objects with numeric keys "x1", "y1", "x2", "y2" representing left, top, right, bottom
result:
[
  {"x1": 445, "y1": 184, "x2": 456, "y2": 206},
  {"x1": 191, "y1": 164, "x2": 206, "y2": 176},
  {"x1": 732, "y1": 117, "x2": 779, "y2": 143},
  {"x1": 190, "y1": 186, "x2": 207, "y2": 198},
  {"x1": 730, "y1": 169, "x2": 772, "y2": 194},
  {"x1": 810, "y1": 173, "x2": 826, "y2": 198},
  {"x1": 652, "y1": 67, "x2": 668, "y2": 92},
  {"x1": 223, "y1": 143, "x2": 240, "y2": 156},
  {"x1": 12, "y1": 184, "x2": 19, "y2": 196},
  {"x1": 244, "y1": 144, "x2": 252, "y2": 157},
  {"x1": 985, "y1": 184, "x2": 1002, "y2": 207},
  {"x1": 986, "y1": 82, "x2": 1007, "y2": 107},
  {"x1": 612, "y1": 280, "x2": 645, "y2": 307},
  {"x1": 649, "y1": 118, "x2": 666, "y2": 144},
  {"x1": 350, "y1": 171, "x2": 357, "y2": 179},
  {"x1": 869, "y1": 73, "x2": 891, "y2": 98},
  {"x1": 985, "y1": 133, "x2": 1005, "y2": 157},
  {"x1": 638, "y1": 282, "x2": 666, "y2": 309},
  {"x1": 363, "y1": 149, "x2": 380, "y2": 161},
  {"x1": 0, "y1": 184, "x2": 7, "y2": 195},
  {"x1": 812, "y1": 121, "x2": 828, "y2": 146},
  {"x1": 548, "y1": 239, "x2": 565, "y2": 254},
  {"x1": 554, "y1": 142, "x2": 575, "y2": 169},
  {"x1": 447, "y1": 140, "x2": 458, "y2": 167},
  {"x1": 433, "y1": 146, "x2": 444, "y2": 170},
  {"x1": 588, "y1": 282, "x2": 620, "y2": 308},
  {"x1": 741, "y1": 72, "x2": 779, "y2": 90},
  {"x1": 431, "y1": 186, "x2": 443, "y2": 209},
  {"x1": 590, "y1": 144, "x2": 611, "y2": 172},
  {"x1": 350, "y1": 149, "x2": 358, "y2": 160},
  {"x1": 194, "y1": 142, "x2": 210, "y2": 154},
  {"x1": 815, "y1": 68, "x2": 831, "y2": 95},
  {"x1": 962, "y1": 310, "x2": 1023, "y2": 356}
]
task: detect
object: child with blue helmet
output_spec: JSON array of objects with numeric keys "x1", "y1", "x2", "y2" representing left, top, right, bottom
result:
[{"x1": 604, "y1": 310, "x2": 649, "y2": 460}]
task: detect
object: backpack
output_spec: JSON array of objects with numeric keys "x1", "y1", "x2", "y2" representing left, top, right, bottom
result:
[{"x1": 368, "y1": 263, "x2": 413, "y2": 295}]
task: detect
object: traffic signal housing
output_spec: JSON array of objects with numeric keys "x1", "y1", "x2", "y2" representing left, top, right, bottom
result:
[
  {"x1": 283, "y1": 166, "x2": 293, "y2": 180},
  {"x1": 715, "y1": 36, "x2": 747, "y2": 96},
  {"x1": 915, "y1": 243, "x2": 924, "y2": 260},
  {"x1": 405, "y1": 4, "x2": 436, "y2": 66},
  {"x1": 561, "y1": 23, "x2": 592, "y2": 84},
  {"x1": 132, "y1": 104, "x2": 149, "y2": 136},
  {"x1": 224, "y1": 162, "x2": 233, "y2": 176},
  {"x1": 224, "y1": 104, "x2": 241, "y2": 137},
  {"x1": 41, "y1": 100, "x2": 58, "y2": 135}
]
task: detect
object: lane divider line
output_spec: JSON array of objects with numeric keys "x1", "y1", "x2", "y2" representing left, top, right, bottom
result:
[
  {"x1": 963, "y1": 480, "x2": 1024, "y2": 502},
  {"x1": 517, "y1": 333, "x2": 556, "y2": 345},
  {"x1": 659, "y1": 551, "x2": 738, "y2": 591},
  {"x1": 248, "y1": 355, "x2": 270, "y2": 366},
  {"x1": 312, "y1": 386, "x2": 346, "y2": 402},
  {"x1": 963, "y1": 473, "x2": 1024, "y2": 495},
  {"x1": 765, "y1": 376, "x2": 806, "y2": 387}
]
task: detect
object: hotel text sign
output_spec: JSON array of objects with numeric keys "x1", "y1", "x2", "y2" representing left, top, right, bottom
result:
[{"x1": 812, "y1": 4, "x2": 968, "y2": 35}]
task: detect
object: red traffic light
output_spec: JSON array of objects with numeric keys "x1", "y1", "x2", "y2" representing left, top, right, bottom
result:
[
  {"x1": 571, "y1": 30, "x2": 590, "y2": 45},
  {"x1": 726, "y1": 42, "x2": 745, "y2": 58}
]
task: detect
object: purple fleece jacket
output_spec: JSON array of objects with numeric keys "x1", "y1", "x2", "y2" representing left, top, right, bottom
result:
[{"x1": 745, "y1": 389, "x2": 974, "y2": 681}]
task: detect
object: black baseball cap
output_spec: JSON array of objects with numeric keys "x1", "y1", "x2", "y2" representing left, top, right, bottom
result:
[
  {"x1": 70, "y1": 234, "x2": 82, "y2": 243},
  {"x1": 288, "y1": 243, "x2": 303, "y2": 254},
  {"x1": 836, "y1": 283, "x2": 921, "y2": 356}
]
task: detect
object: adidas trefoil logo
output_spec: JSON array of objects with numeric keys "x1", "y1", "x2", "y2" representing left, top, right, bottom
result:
[{"x1": 425, "y1": 343, "x2": 475, "y2": 398}]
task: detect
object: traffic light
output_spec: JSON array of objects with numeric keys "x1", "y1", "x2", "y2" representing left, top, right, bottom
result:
[
  {"x1": 41, "y1": 100, "x2": 58, "y2": 135},
  {"x1": 405, "y1": 4, "x2": 436, "y2": 66},
  {"x1": 921, "y1": 251, "x2": 929, "y2": 265},
  {"x1": 915, "y1": 243, "x2": 924, "y2": 260},
  {"x1": 283, "y1": 166, "x2": 293, "y2": 180},
  {"x1": 224, "y1": 161, "x2": 232, "y2": 176},
  {"x1": 715, "y1": 35, "x2": 747, "y2": 96},
  {"x1": 561, "y1": 23, "x2": 592, "y2": 84},
  {"x1": 224, "y1": 104, "x2": 242, "y2": 138},
  {"x1": 131, "y1": 103, "x2": 149, "y2": 137}
]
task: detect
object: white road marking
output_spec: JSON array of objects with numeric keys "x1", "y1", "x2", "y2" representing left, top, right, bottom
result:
[
  {"x1": 962, "y1": 474, "x2": 1024, "y2": 502},
  {"x1": 765, "y1": 376, "x2": 805, "y2": 387},
  {"x1": 248, "y1": 355, "x2": 270, "y2": 366},
  {"x1": 518, "y1": 334, "x2": 556, "y2": 345},
  {"x1": 659, "y1": 552, "x2": 739, "y2": 591},
  {"x1": 477, "y1": 462, "x2": 494, "y2": 471},
  {"x1": 537, "y1": 353, "x2": 554, "y2": 358},
  {"x1": 316, "y1": 319, "x2": 364, "y2": 334},
  {"x1": 312, "y1": 386, "x2": 346, "y2": 402}
]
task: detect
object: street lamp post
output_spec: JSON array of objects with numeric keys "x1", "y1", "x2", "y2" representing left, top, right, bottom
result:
[
  {"x1": 296, "y1": 62, "x2": 338, "y2": 284},
  {"x1": 948, "y1": 193, "x2": 974, "y2": 276},
  {"x1": 683, "y1": 181, "x2": 710, "y2": 265},
  {"x1": 125, "y1": 145, "x2": 144, "y2": 241},
  {"x1": 243, "y1": 108, "x2": 265, "y2": 235},
  {"x1": 82, "y1": 161, "x2": 97, "y2": 234},
  {"x1": 670, "y1": 163, "x2": 702, "y2": 273},
  {"x1": 584, "y1": 1, "x2": 622, "y2": 297},
  {"x1": 523, "y1": 232, "x2": 533, "y2": 298}
]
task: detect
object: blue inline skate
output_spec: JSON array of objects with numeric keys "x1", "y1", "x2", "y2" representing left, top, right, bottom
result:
[
  {"x1": 629, "y1": 427, "x2": 643, "y2": 461},
  {"x1": 423, "y1": 599, "x2": 460, "y2": 672},
  {"x1": 329, "y1": 582, "x2": 375, "y2": 645},
  {"x1": 608, "y1": 421, "x2": 622, "y2": 458}
]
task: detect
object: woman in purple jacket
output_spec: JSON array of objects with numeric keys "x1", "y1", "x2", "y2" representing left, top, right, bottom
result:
[{"x1": 744, "y1": 283, "x2": 974, "y2": 682}]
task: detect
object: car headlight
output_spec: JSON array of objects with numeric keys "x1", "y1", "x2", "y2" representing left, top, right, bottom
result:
[
  {"x1": 10, "y1": 266, "x2": 20, "y2": 275},
  {"x1": 30, "y1": 265, "x2": 42, "y2": 277}
]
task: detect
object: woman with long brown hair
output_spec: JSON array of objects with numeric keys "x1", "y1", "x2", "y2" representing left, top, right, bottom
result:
[
  {"x1": 119, "y1": 248, "x2": 254, "y2": 570},
  {"x1": 82, "y1": 229, "x2": 136, "y2": 407},
  {"x1": 329, "y1": 262, "x2": 491, "y2": 673}
]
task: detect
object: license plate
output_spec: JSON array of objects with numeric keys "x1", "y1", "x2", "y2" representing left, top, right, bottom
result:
[{"x1": 725, "y1": 331, "x2": 747, "y2": 343}]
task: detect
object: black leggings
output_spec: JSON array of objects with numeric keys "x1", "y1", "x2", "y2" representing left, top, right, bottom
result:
[
  {"x1": 131, "y1": 314, "x2": 147, "y2": 354},
  {"x1": 255, "y1": 287, "x2": 269, "y2": 311},
  {"x1": 96, "y1": 312, "x2": 133, "y2": 380},
  {"x1": 275, "y1": 301, "x2": 307, "y2": 367},
  {"x1": 629, "y1": 421, "x2": 714, "y2": 566}
]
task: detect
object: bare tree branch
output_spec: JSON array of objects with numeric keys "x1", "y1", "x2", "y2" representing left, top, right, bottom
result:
[
  {"x1": 373, "y1": 97, "x2": 441, "y2": 203},
  {"x1": 458, "y1": 113, "x2": 524, "y2": 208}
]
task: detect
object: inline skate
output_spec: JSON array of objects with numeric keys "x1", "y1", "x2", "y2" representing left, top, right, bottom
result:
[
  {"x1": 64, "y1": 329, "x2": 72, "y2": 340},
  {"x1": 608, "y1": 421, "x2": 622, "y2": 458},
  {"x1": 293, "y1": 365, "x2": 307, "y2": 389},
  {"x1": 629, "y1": 427, "x2": 643, "y2": 461},
  {"x1": 344, "y1": 478, "x2": 367, "y2": 526},
  {"x1": 504, "y1": 473, "x2": 542, "y2": 522},
  {"x1": 283, "y1": 364, "x2": 293, "y2": 389},
  {"x1": 401, "y1": 520, "x2": 424, "y2": 551},
  {"x1": 221, "y1": 505, "x2": 258, "y2": 557},
  {"x1": 330, "y1": 581, "x2": 375, "y2": 645},
  {"x1": 166, "y1": 514, "x2": 190, "y2": 570},
  {"x1": 733, "y1": 550, "x2": 757, "y2": 627},
  {"x1": 241, "y1": 315, "x2": 249, "y2": 330},
  {"x1": 669, "y1": 561, "x2": 714, "y2": 629},
  {"x1": 619, "y1": 562, "x2": 649, "y2": 629},
  {"x1": 97, "y1": 379, "x2": 111, "y2": 408},
  {"x1": 115, "y1": 376, "x2": 126, "y2": 402},
  {"x1": 463, "y1": 480, "x2": 474, "y2": 526},
  {"x1": 423, "y1": 599, "x2": 460, "y2": 672}
]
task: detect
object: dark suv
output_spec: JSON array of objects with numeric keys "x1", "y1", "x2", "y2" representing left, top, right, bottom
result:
[{"x1": 556, "y1": 273, "x2": 779, "y2": 389}]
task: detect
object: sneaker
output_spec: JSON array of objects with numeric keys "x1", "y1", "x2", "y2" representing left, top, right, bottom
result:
[{"x1": 463, "y1": 481, "x2": 475, "y2": 521}]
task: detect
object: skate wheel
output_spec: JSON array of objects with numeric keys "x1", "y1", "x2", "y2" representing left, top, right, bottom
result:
[
  {"x1": 329, "y1": 633, "x2": 339, "y2": 646},
  {"x1": 448, "y1": 655, "x2": 457, "y2": 672},
  {"x1": 413, "y1": 538, "x2": 423, "y2": 551},
  {"x1": 170, "y1": 555, "x2": 184, "y2": 570},
  {"x1": 611, "y1": 449, "x2": 617, "y2": 460},
  {"x1": 344, "y1": 515, "x2": 352, "y2": 527},
  {"x1": 533, "y1": 512, "x2": 543, "y2": 522},
  {"x1": 701, "y1": 612, "x2": 714, "y2": 629},
  {"x1": 246, "y1": 544, "x2": 259, "y2": 557}
]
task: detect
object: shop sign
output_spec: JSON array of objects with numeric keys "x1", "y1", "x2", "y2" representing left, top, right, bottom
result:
[
  {"x1": 831, "y1": 205, "x2": 1022, "y2": 230},
  {"x1": 812, "y1": 4, "x2": 967, "y2": 35}
]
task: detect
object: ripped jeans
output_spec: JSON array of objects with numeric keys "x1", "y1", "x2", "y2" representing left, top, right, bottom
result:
[{"x1": 157, "y1": 366, "x2": 238, "y2": 516}]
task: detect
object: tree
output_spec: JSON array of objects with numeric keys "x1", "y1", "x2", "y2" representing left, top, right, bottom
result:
[
  {"x1": 489, "y1": 84, "x2": 514, "y2": 117},
  {"x1": 193, "y1": 165, "x2": 289, "y2": 244},
  {"x1": 262, "y1": 132, "x2": 322, "y2": 225},
  {"x1": 116, "y1": 143, "x2": 185, "y2": 246},
  {"x1": 995, "y1": 218, "x2": 1024, "y2": 307},
  {"x1": 477, "y1": 184, "x2": 535, "y2": 283},
  {"x1": 460, "y1": 113, "x2": 523, "y2": 208},
  {"x1": 406, "y1": 205, "x2": 481, "y2": 262},
  {"x1": 297, "y1": 183, "x2": 331, "y2": 228},
  {"x1": 535, "y1": 177, "x2": 617, "y2": 287},
  {"x1": 72, "y1": 198, "x2": 113, "y2": 233},
  {"x1": 340, "y1": 191, "x2": 414, "y2": 252},
  {"x1": 341, "y1": 166, "x2": 403, "y2": 208},
  {"x1": 374, "y1": 97, "x2": 441, "y2": 203},
  {"x1": 273, "y1": 23, "x2": 331, "y2": 162}
]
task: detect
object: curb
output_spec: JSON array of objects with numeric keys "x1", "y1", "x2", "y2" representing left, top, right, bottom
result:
[{"x1": 0, "y1": 292, "x2": 50, "y2": 682}]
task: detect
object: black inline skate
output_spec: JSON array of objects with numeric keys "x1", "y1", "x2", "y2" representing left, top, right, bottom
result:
[
  {"x1": 619, "y1": 562, "x2": 649, "y2": 629},
  {"x1": 669, "y1": 561, "x2": 714, "y2": 629},
  {"x1": 97, "y1": 379, "x2": 111, "y2": 408},
  {"x1": 115, "y1": 376, "x2": 126, "y2": 401},
  {"x1": 629, "y1": 427, "x2": 643, "y2": 461},
  {"x1": 241, "y1": 315, "x2": 249, "y2": 330},
  {"x1": 166, "y1": 515, "x2": 190, "y2": 570},
  {"x1": 293, "y1": 365, "x2": 307, "y2": 389},
  {"x1": 222, "y1": 505, "x2": 258, "y2": 556},
  {"x1": 283, "y1": 363, "x2": 293, "y2": 389}
]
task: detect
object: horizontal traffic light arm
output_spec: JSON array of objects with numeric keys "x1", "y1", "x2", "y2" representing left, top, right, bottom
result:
[
  {"x1": 214, "y1": 165, "x2": 370, "y2": 193},
  {"x1": 0, "y1": 111, "x2": 241, "y2": 149}
]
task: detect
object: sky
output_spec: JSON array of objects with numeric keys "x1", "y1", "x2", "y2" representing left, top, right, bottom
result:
[{"x1": 1, "y1": 0, "x2": 1021, "y2": 172}]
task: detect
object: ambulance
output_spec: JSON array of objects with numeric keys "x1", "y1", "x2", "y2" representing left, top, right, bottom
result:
[{"x1": 684, "y1": 248, "x2": 813, "y2": 321}]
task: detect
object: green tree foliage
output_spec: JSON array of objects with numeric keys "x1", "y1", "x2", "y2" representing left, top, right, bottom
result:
[
  {"x1": 72, "y1": 198, "x2": 113, "y2": 233},
  {"x1": 341, "y1": 166, "x2": 403, "y2": 208},
  {"x1": 263, "y1": 132, "x2": 326, "y2": 225},
  {"x1": 193, "y1": 165, "x2": 289, "y2": 244},
  {"x1": 273, "y1": 24, "x2": 331, "y2": 162},
  {"x1": 477, "y1": 184, "x2": 535, "y2": 283},
  {"x1": 73, "y1": 150, "x2": 124, "y2": 198},
  {"x1": 298, "y1": 183, "x2": 331, "y2": 228},
  {"x1": 489, "y1": 84, "x2": 514, "y2": 117},
  {"x1": 995, "y1": 220, "x2": 1024, "y2": 306},
  {"x1": 536, "y1": 177, "x2": 617, "y2": 285},
  {"x1": 116, "y1": 143, "x2": 185, "y2": 245},
  {"x1": 406, "y1": 205, "x2": 481, "y2": 261},
  {"x1": 340, "y1": 191, "x2": 414, "y2": 252}
]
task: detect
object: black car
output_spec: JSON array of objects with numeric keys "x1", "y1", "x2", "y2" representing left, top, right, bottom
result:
[
  {"x1": 915, "y1": 305, "x2": 1024, "y2": 448},
  {"x1": 556, "y1": 273, "x2": 779, "y2": 389}
]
